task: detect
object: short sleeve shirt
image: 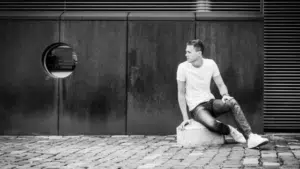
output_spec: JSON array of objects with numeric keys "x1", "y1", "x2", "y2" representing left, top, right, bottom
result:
[{"x1": 176, "y1": 58, "x2": 220, "y2": 111}]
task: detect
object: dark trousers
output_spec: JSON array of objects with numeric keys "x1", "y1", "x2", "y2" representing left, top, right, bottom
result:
[{"x1": 190, "y1": 98, "x2": 252, "y2": 139}]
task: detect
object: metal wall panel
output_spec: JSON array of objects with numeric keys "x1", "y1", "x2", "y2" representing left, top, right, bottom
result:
[
  {"x1": 0, "y1": 19, "x2": 60, "y2": 135},
  {"x1": 196, "y1": 21, "x2": 264, "y2": 134},
  {"x1": 0, "y1": 11, "x2": 266, "y2": 135},
  {"x1": 59, "y1": 18, "x2": 127, "y2": 134},
  {"x1": 127, "y1": 18, "x2": 195, "y2": 135}
]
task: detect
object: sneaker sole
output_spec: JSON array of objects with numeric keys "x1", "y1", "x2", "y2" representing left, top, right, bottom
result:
[{"x1": 248, "y1": 140, "x2": 269, "y2": 149}]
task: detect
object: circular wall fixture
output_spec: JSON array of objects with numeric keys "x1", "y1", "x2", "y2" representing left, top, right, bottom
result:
[{"x1": 42, "y1": 43, "x2": 78, "y2": 78}]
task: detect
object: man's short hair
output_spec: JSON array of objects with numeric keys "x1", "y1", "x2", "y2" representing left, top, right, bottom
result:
[{"x1": 186, "y1": 39, "x2": 204, "y2": 53}]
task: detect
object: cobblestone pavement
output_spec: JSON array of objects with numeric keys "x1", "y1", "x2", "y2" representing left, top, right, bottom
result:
[{"x1": 0, "y1": 134, "x2": 300, "y2": 169}]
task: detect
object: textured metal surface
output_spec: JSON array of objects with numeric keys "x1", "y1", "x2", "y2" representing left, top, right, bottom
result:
[
  {"x1": 0, "y1": 20, "x2": 59, "y2": 135},
  {"x1": 127, "y1": 20, "x2": 194, "y2": 135},
  {"x1": 128, "y1": 12, "x2": 195, "y2": 20},
  {"x1": 59, "y1": 20, "x2": 127, "y2": 135},
  {"x1": 264, "y1": 0, "x2": 300, "y2": 132},
  {"x1": 0, "y1": 1, "x2": 261, "y2": 12},
  {"x1": 60, "y1": 11, "x2": 128, "y2": 20},
  {"x1": 196, "y1": 21, "x2": 264, "y2": 134}
]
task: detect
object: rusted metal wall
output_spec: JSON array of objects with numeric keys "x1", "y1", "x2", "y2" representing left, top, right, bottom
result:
[
  {"x1": 127, "y1": 13, "x2": 195, "y2": 135},
  {"x1": 0, "y1": 12, "x2": 263, "y2": 135},
  {"x1": 196, "y1": 18, "x2": 264, "y2": 133},
  {"x1": 59, "y1": 12, "x2": 127, "y2": 135},
  {"x1": 0, "y1": 12, "x2": 61, "y2": 135}
]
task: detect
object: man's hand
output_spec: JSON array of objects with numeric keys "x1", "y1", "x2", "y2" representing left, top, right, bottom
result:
[
  {"x1": 179, "y1": 119, "x2": 192, "y2": 130},
  {"x1": 222, "y1": 95, "x2": 233, "y2": 103}
]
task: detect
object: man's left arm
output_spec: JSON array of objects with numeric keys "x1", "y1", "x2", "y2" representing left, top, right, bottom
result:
[
  {"x1": 213, "y1": 75, "x2": 228, "y2": 96},
  {"x1": 213, "y1": 75, "x2": 232, "y2": 102}
]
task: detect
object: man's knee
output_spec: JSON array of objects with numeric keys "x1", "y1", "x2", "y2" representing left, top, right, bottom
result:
[
  {"x1": 208, "y1": 121, "x2": 230, "y2": 135},
  {"x1": 226, "y1": 97, "x2": 239, "y2": 108}
]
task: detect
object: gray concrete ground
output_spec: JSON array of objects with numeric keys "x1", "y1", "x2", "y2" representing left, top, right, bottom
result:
[{"x1": 0, "y1": 134, "x2": 299, "y2": 169}]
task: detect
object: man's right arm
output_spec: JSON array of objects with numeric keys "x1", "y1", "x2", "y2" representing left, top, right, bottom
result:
[{"x1": 177, "y1": 80, "x2": 189, "y2": 121}]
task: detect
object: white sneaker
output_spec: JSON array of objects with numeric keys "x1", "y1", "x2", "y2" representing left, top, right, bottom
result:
[
  {"x1": 228, "y1": 125, "x2": 246, "y2": 144},
  {"x1": 247, "y1": 133, "x2": 269, "y2": 149}
]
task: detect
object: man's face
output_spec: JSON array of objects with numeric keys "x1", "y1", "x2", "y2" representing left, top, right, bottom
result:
[{"x1": 185, "y1": 45, "x2": 201, "y2": 63}]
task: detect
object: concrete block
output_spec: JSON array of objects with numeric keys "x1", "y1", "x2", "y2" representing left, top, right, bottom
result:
[{"x1": 176, "y1": 119, "x2": 224, "y2": 147}]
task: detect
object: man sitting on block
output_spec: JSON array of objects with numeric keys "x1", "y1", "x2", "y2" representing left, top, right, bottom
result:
[{"x1": 177, "y1": 39, "x2": 269, "y2": 149}]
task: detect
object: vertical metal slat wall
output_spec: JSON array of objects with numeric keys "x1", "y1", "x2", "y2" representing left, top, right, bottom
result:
[{"x1": 264, "y1": 1, "x2": 300, "y2": 132}]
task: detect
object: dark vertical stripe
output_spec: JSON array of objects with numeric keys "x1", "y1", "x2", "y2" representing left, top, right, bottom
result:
[
  {"x1": 56, "y1": 79, "x2": 60, "y2": 135},
  {"x1": 194, "y1": 13, "x2": 197, "y2": 39},
  {"x1": 57, "y1": 11, "x2": 63, "y2": 135},
  {"x1": 260, "y1": 0, "x2": 264, "y2": 15},
  {"x1": 125, "y1": 12, "x2": 130, "y2": 135},
  {"x1": 59, "y1": 79, "x2": 64, "y2": 135}
]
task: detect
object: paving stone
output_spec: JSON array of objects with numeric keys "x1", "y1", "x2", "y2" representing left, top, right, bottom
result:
[
  {"x1": 129, "y1": 135, "x2": 145, "y2": 138},
  {"x1": 169, "y1": 165, "x2": 187, "y2": 169},
  {"x1": 223, "y1": 160, "x2": 242, "y2": 165},
  {"x1": 10, "y1": 150, "x2": 27, "y2": 155},
  {"x1": 191, "y1": 158, "x2": 211, "y2": 165},
  {"x1": 278, "y1": 152, "x2": 294, "y2": 157},
  {"x1": 1, "y1": 165, "x2": 19, "y2": 169},
  {"x1": 227, "y1": 157, "x2": 243, "y2": 161},
  {"x1": 290, "y1": 146, "x2": 300, "y2": 150},
  {"x1": 262, "y1": 162, "x2": 280, "y2": 168},
  {"x1": 245, "y1": 149, "x2": 260, "y2": 154},
  {"x1": 276, "y1": 148, "x2": 291, "y2": 153},
  {"x1": 244, "y1": 167, "x2": 263, "y2": 169},
  {"x1": 261, "y1": 150, "x2": 277, "y2": 154},
  {"x1": 282, "y1": 160, "x2": 300, "y2": 166},
  {"x1": 262, "y1": 153, "x2": 277, "y2": 158},
  {"x1": 189, "y1": 152, "x2": 203, "y2": 156},
  {"x1": 137, "y1": 163, "x2": 160, "y2": 169},
  {"x1": 153, "y1": 167, "x2": 172, "y2": 169},
  {"x1": 280, "y1": 166, "x2": 300, "y2": 169},
  {"x1": 1, "y1": 134, "x2": 300, "y2": 169},
  {"x1": 143, "y1": 154, "x2": 162, "y2": 160},
  {"x1": 165, "y1": 137, "x2": 176, "y2": 141},
  {"x1": 186, "y1": 166, "x2": 203, "y2": 169},
  {"x1": 242, "y1": 158, "x2": 259, "y2": 166},
  {"x1": 222, "y1": 164, "x2": 242, "y2": 168},
  {"x1": 111, "y1": 135, "x2": 129, "y2": 138},
  {"x1": 47, "y1": 136, "x2": 64, "y2": 140},
  {"x1": 288, "y1": 142, "x2": 300, "y2": 145},
  {"x1": 292, "y1": 150, "x2": 300, "y2": 159},
  {"x1": 261, "y1": 157, "x2": 279, "y2": 163}
]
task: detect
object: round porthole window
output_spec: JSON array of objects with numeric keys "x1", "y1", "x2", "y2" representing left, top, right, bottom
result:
[{"x1": 42, "y1": 43, "x2": 78, "y2": 78}]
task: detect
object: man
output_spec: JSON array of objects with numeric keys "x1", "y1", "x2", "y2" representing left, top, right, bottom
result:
[{"x1": 176, "y1": 39, "x2": 269, "y2": 149}]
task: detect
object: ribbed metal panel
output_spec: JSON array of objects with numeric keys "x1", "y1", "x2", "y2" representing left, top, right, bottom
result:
[
  {"x1": 0, "y1": 1, "x2": 261, "y2": 12},
  {"x1": 264, "y1": 0, "x2": 300, "y2": 132}
]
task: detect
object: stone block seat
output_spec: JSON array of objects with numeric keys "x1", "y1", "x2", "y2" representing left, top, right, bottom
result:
[{"x1": 176, "y1": 119, "x2": 225, "y2": 147}]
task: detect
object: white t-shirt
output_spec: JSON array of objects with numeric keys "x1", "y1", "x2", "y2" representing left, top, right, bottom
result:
[{"x1": 176, "y1": 58, "x2": 221, "y2": 111}]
